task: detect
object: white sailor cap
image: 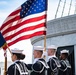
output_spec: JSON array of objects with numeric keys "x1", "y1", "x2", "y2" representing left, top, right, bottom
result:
[
  {"x1": 60, "y1": 49, "x2": 69, "y2": 54},
  {"x1": 33, "y1": 46, "x2": 44, "y2": 51},
  {"x1": 11, "y1": 48, "x2": 23, "y2": 54},
  {"x1": 47, "y1": 45, "x2": 57, "y2": 50}
]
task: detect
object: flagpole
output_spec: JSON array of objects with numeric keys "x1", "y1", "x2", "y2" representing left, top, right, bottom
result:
[
  {"x1": 7, "y1": 44, "x2": 12, "y2": 55},
  {"x1": 43, "y1": 35, "x2": 47, "y2": 59},
  {"x1": 3, "y1": 44, "x2": 12, "y2": 75},
  {"x1": 43, "y1": 18, "x2": 47, "y2": 59},
  {"x1": 44, "y1": 35, "x2": 46, "y2": 52},
  {"x1": 4, "y1": 50, "x2": 7, "y2": 75},
  {"x1": 43, "y1": 0, "x2": 48, "y2": 59}
]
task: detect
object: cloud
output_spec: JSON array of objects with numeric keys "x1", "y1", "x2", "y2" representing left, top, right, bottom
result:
[
  {"x1": 0, "y1": 0, "x2": 26, "y2": 25},
  {"x1": 0, "y1": 12, "x2": 9, "y2": 25}
]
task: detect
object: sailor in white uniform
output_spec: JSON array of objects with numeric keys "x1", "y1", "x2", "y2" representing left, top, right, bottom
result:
[
  {"x1": 59, "y1": 49, "x2": 71, "y2": 75},
  {"x1": 47, "y1": 45, "x2": 61, "y2": 75},
  {"x1": 7, "y1": 48, "x2": 29, "y2": 75},
  {"x1": 28, "y1": 46, "x2": 48, "y2": 75}
]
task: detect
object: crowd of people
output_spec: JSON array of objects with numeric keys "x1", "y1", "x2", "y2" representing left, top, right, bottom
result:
[{"x1": 7, "y1": 45, "x2": 71, "y2": 75}]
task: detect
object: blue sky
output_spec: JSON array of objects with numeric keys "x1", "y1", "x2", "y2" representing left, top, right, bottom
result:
[
  {"x1": 0, "y1": 0, "x2": 75, "y2": 63},
  {"x1": 0, "y1": 0, "x2": 26, "y2": 25},
  {"x1": 0, "y1": 0, "x2": 75, "y2": 25},
  {"x1": 0, "y1": 0, "x2": 58, "y2": 25}
]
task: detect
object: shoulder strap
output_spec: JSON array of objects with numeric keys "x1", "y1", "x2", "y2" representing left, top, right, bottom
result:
[
  {"x1": 52, "y1": 57, "x2": 61, "y2": 68},
  {"x1": 49, "y1": 57, "x2": 61, "y2": 72},
  {"x1": 63, "y1": 60, "x2": 71, "y2": 68},
  {"x1": 14, "y1": 64, "x2": 16, "y2": 75},
  {"x1": 38, "y1": 59, "x2": 49, "y2": 69},
  {"x1": 59, "y1": 60, "x2": 67, "y2": 72},
  {"x1": 15, "y1": 62, "x2": 29, "y2": 75},
  {"x1": 32, "y1": 59, "x2": 45, "y2": 73}
]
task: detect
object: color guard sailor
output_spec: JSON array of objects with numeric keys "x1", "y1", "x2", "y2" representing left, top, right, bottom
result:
[
  {"x1": 47, "y1": 45, "x2": 61, "y2": 75},
  {"x1": 59, "y1": 49, "x2": 71, "y2": 75},
  {"x1": 28, "y1": 46, "x2": 48, "y2": 75},
  {"x1": 7, "y1": 48, "x2": 29, "y2": 75}
]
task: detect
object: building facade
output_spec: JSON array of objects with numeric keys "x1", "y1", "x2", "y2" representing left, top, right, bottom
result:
[{"x1": 31, "y1": 14, "x2": 76, "y2": 75}]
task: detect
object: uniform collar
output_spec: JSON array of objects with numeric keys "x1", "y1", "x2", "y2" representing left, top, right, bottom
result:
[
  {"x1": 48, "y1": 55, "x2": 56, "y2": 61},
  {"x1": 33, "y1": 58, "x2": 41, "y2": 64},
  {"x1": 13, "y1": 60, "x2": 20, "y2": 64}
]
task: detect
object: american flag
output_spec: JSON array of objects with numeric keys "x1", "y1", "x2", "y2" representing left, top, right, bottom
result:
[{"x1": 0, "y1": 0, "x2": 47, "y2": 47}]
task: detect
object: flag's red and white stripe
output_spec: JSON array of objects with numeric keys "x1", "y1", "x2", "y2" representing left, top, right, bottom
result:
[{"x1": 0, "y1": 7, "x2": 46, "y2": 47}]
